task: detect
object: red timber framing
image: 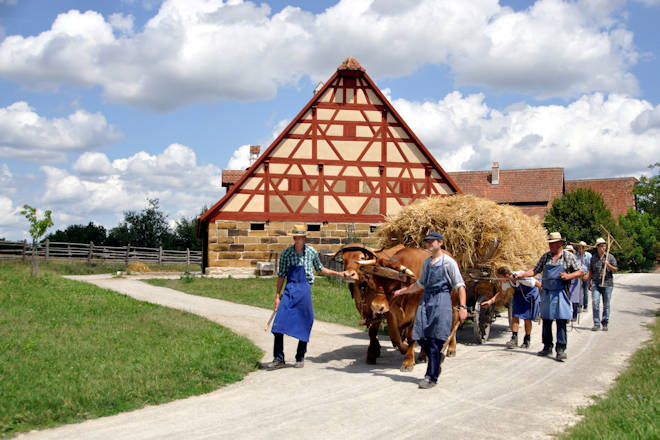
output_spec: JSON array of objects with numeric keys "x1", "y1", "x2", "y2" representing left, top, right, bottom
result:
[{"x1": 200, "y1": 58, "x2": 461, "y2": 226}]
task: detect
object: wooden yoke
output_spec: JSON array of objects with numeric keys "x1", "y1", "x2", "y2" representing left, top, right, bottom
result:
[{"x1": 359, "y1": 264, "x2": 417, "y2": 284}]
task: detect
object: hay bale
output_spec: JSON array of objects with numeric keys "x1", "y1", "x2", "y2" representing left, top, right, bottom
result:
[
  {"x1": 375, "y1": 195, "x2": 547, "y2": 275},
  {"x1": 127, "y1": 262, "x2": 151, "y2": 273}
]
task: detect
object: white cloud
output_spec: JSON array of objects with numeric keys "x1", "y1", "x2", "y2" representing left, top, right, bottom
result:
[
  {"x1": 0, "y1": 163, "x2": 15, "y2": 195},
  {"x1": 226, "y1": 144, "x2": 252, "y2": 170},
  {"x1": 0, "y1": 101, "x2": 123, "y2": 163},
  {"x1": 0, "y1": 0, "x2": 643, "y2": 110},
  {"x1": 0, "y1": 195, "x2": 26, "y2": 240},
  {"x1": 109, "y1": 13, "x2": 135, "y2": 35},
  {"x1": 39, "y1": 144, "x2": 221, "y2": 228},
  {"x1": 389, "y1": 91, "x2": 660, "y2": 179}
]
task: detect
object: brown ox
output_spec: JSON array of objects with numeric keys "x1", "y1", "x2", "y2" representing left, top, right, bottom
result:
[{"x1": 337, "y1": 244, "x2": 459, "y2": 372}]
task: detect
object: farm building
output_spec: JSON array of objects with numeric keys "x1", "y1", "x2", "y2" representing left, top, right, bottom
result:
[
  {"x1": 449, "y1": 162, "x2": 637, "y2": 219},
  {"x1": 198, "y1": 58, "x2": 461, "y2": 273}
]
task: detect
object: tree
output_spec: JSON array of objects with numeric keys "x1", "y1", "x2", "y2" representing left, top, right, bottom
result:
[
  {"x1": 20, "y1": 204, "x2": 54, "y2": 277},
  {"x1": 633, "y1": 162, "x2": 660, "y2": 219},
  {"x1": 171, "y1": 216, "x2": 202, "y2": 251},
  {"x1": 107, "y1": 199, "x2": 174, "y2": 248},
  {"x1": 544, "y1": 188, "x2": 619, "y2": 245},
  {"x1": 618, "y1": 209, "x2": 660, "y2": 272},
  {"x1": 47, "y1": 222, "x2": 107, "y2": 244}
]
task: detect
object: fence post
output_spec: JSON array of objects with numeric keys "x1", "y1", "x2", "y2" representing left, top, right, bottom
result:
[
  {"x1": 45, "y1": 239, "x2": 49, "y2": 263},
  {"x1": 125, "y1": 243, "x2": 130, "y2": 264},
  {"x1": 186, "y1": 248, "x2": 190, "y2": 265},
  {"x1": 67, "y1": 243, "x2": 71, "y2": 259},
  {"x1": 88, "y1": 242, "x2": 93, "y2": 262},
  {"x1": 158, "y1": 246, "x2": 163, "y2": 265},
  {"x1": 22, "y1": 239, "x2": 27, "y2": 262}
]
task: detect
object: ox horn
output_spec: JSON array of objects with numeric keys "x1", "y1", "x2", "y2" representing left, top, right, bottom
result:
[
  {"x1": 399, "y1": 265, "x2": 415, "y2": 277},
  {"x1": 356, "y1": 259, "x2": 377, "y2": 266}
]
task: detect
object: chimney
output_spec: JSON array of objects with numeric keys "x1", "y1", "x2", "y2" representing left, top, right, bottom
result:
[
  {"x1": 491, "y1": 162, "x2": 500, "y2": 185},
  {"x1": 249, "y1": 145, "x2": 261, "y2": 166}
]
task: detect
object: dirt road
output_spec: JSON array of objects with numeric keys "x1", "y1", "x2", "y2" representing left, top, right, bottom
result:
[{"x1": 17, "y1": 273, "x2": 659, "y2": 439}]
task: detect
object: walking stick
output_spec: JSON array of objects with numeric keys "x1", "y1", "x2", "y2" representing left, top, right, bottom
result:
[{"x1": 264, "y1": 308, "x2": 277, "y2": 331}]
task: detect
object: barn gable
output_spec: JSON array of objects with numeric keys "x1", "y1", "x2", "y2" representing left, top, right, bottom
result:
[{"x1": 201, "y1": 58, "x2": 460, "y2": 226}]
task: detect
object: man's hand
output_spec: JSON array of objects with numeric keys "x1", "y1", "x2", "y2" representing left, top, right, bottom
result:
[
  {"x1": 560, "y1": 272, "x2": 571, "y2": 281},
  {"x1": 480, "y1": 298, "x2": 493, "y2": 308},
  {"x1": 393, "y1": 288, "x2": 403, "y2": 297},
  {"x1": 274, "y1": 294, "x2": 281, "y2": 310},
  {"x1": 458, "y1": 307, "x2": 468, "y2": 323}
]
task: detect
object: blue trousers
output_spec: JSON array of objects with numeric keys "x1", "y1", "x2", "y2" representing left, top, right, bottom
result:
[
  {"x1": 273, "y1": 332, "x2": 307, "y2": 362},
  {"x1": 591, "y1": 285, "x2": 613, "y2": 326},
  {"x1": 542, "y1": 319, "x2": 567, "y2": 352},
  {"x1": 417, "y1": 337, "x2": 445, "y2": 383},
  {"x1": 581, "y1": 280, "x2": 589, "y2": 308}
]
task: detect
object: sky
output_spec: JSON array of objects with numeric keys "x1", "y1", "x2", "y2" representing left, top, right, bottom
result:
[{"x1": 1, "y1": 0, "x2": 659, "y2": 240}]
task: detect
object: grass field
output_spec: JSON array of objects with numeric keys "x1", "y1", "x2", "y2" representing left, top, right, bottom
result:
[
  {"x1": 7, "y1": 259, "x2": 201, "y2": 276},
  {"x1": 0, "y1": 261, "x2": 262, "y2": 437},
  {"x1": 561, "y1": 310, "x2": 660, "y2": 440},
  {"x1": 146, "y1": 275, "x2": 362, "y2": 329}
]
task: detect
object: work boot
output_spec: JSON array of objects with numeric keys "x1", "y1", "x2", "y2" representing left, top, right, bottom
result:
[
  {"x1": 537, "y1": 346, "x2": 552, "y2": 357},
  {"x1": 556, "y1": 350, "x2": 567, "y2": 361},
  {"x1": 505, "y1": 333, "x2": 518, "y2": 349},
  {"x1": 591, "y1": 325, "x2": 600, "y2": 331},
  {"x1": 418, "y1": 378, "x2": 437, "y2": 389},
  {"x1": 602, "y1": 323, "x2": 608, "y2": 331},
  {"x1": 294, "y1": 360, "x2": 304, "y2": 368},
  {"x1": 266, "y1": 359, "x2": 285, "y2": 370},
  {"x1": 520, "y1": 335, "x2": 531, "y2": 349}
]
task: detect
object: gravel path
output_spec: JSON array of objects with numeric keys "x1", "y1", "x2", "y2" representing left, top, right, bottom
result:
[{"x1": 17, "y1": 273, "x2": 660, "y2": 440}]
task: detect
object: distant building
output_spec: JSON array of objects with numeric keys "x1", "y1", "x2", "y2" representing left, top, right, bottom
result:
[{"x1": 449, "y1": 162, "x2": 637, "y2": 219}]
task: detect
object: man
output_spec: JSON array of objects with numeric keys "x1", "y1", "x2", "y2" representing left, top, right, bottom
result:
[
  {"x1": 587, "y1": 237, "x2": 618, "y2": 331},
  {"x1": 576, "y1": 241, "x2": 592, "y2": 312},
  {"x1": 564, "y1": 245, "x2": 582, "y2": 322},
  {"x1": 481, "y1": 266, "x2": 541, "y2": 349},
  {"x1": 267, "y1": 224, "x2": 346, "y2": 370},
  {"x1": 517, "y1": 232, "x2": 583, "y2": 361},
  {"x1": 393, "y1": 232, "x2": 468, "y2": 389}
]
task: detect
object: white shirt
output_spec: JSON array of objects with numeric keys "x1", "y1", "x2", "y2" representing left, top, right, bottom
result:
[
  {"x1": 501, "y1": 270, "x2": 537, "y2": 291},
  {"x1": 416, "y1": 253, "x2": 466, "y2": 290}
]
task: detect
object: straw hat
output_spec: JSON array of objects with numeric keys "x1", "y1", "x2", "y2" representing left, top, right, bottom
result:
[
  {"x1": 288, "y1": 224, "x2": 308, "y2": 237},
  {"x1": 578, "y1": 241, "x2": 587, "y2": 247},
  {"x1": 595, "y1": 237, "x2": 607, "y2": 245},
  {"x1": 547, "y1": 232, "x2": 563, "y2": 243},
  {"x1": 565, "y1": 244, "x2": 576, "y2": 253}
]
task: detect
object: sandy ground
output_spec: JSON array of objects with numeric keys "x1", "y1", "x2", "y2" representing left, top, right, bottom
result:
[{"x1": 16, "y1": 273, "x2": 660, "y2": 440}]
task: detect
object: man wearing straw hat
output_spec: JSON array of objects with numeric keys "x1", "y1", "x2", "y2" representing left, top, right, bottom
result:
[
  {"x1": 587, "y1": 237, "x2": 618, "y2": 332},
  {"x1": 576, "y1": 241, "x2": 592, "y2": 312},
  {"x1": 393, "y1": 231, "x2": 468, "y2": 389},
  {"x1": 517, "y1": 232, "x2": 583, "y2": 361},
  {"x1": 564, "y1": 245, "x2": 583, "y2": 322},
  {"x1": 266, "y1": 224, "x2": 346, "y2": 370}
]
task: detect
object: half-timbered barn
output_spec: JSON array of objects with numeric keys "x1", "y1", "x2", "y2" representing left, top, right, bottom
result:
[{"x1": 198, "y1": 58, "x2": 460, "y2": 273}]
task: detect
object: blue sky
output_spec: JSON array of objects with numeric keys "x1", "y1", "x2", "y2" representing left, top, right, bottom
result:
[{"x1": 1, "y1": 0, "x2": 659, "y2": 240}]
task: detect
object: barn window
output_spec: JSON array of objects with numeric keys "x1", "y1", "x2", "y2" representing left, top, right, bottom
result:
[
  {"x1": 369, "y1": 225, "x2": 378, "y2": 233},
  {"x1": 289, "y1": 177, "x2": 302, "y2": 191},
  {"x1": 250, "y1": 223, "x2": 265, "y2": 231},
  {"x1": 307, "y1": 223, "x2": 321, "y2": 232}
]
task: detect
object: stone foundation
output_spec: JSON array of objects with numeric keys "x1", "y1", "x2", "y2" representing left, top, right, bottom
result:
[{"x1": 206, "y1": 220, "x2": 380, "y2": 272}]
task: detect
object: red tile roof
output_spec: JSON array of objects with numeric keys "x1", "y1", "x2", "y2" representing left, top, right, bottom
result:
[
  {"x1": 565, "y1": 177, "x2": 637, "y2": 218},
  {"x1": 221, "y1": 169, "x2": 244, "y2": 187},
  {"x1": 337, "y1": 57, "x2": 365, "y2": 71}
]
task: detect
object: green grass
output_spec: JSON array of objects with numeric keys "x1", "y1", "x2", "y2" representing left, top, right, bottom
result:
[
  {"x1": 9, "y1": 259, "x2": 201, "y2": 275},
  {"x1": 0, "y1": 261, "x2": 262, "y2": 437},
  {"x1": 146, "y1": 276, "x2": 362, "y2": 328},
  {"x1": 560, "y1": 310, "x2": 660, "y2": 439}
]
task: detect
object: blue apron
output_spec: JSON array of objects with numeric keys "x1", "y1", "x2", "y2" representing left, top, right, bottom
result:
[
  {"x1": 413, "y1": 256, "x2": 453, "y2": 341},
  {"x1": 540, "y1": 263, "x2": 572, "y2": 320},
  {"x1": 271, "y1": 264, "x2": 314, "y2": 342},
  {"x1": 511, "y1": 282, "x2": 539, "y2": 320},
  {"x1": 568, "y1": 277, "x2": 582, "y2": 304}
]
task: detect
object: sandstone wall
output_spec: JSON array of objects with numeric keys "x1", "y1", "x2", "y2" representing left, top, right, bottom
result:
[{"x1": 206, "y1": 221, "x2": 379, "y2": 273}]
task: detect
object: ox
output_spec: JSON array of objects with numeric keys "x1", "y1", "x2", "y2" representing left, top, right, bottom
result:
[{"x1": 337, "y1": 244, "x2": 459, "y2": 372}]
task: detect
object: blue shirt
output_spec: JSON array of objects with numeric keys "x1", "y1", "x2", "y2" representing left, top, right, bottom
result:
[
  {"x1": 278, "y1": 245, "x2": 324, "y2": 284},
  {"x1": 577, "y1": 251, "x2": 592, "y2": 273}
]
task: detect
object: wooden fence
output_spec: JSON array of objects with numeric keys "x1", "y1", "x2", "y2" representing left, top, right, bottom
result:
[{"x1": 0, "y1": 240, "x2": 202, "y2": 266}]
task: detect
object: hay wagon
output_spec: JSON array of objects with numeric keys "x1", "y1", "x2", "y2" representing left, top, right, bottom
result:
[{"x1": 463, "y1": 267, "x2": 512, "y2": 344}]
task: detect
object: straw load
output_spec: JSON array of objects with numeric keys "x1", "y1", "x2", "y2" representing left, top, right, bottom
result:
[{"x1": 375, "y1": 195, "x2": 547, "y2": 277}]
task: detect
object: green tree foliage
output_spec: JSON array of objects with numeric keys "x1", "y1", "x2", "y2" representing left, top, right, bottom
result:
[
  {"x1": 544, "y1": 188, "x2": 618, "y2": 245},
  {"x1": 46, "y1": 222, "x2": 107, "y2": 244},
  {"x1": 171, "y1": 216, "x2": 202, "y2": 251},
  {"x1": 20, "y1": 204, "x2": 54, "y2": 277},
  {"x1": 618, "y1": 209, "x2": 660, "y2": 272},
  {"x1": 634, "y1": 163, "x2": 659, "y2": 218},
  {"x1": 107, "y1": 199, "x2": 174, "y2": 248}
]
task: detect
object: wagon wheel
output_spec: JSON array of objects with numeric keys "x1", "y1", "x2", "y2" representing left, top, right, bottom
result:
[{"x1": 473, "y1": 294, "x2": 496, "y2": 344}]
